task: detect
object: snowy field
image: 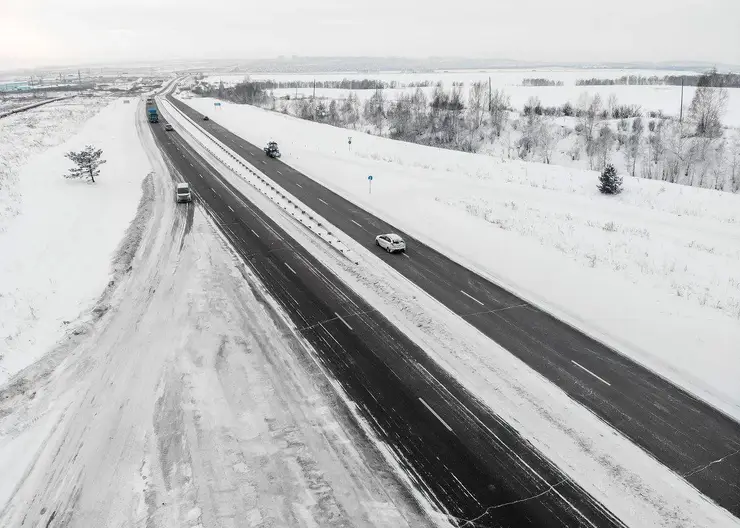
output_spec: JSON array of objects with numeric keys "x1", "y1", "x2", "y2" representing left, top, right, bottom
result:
[
  {"x1": 181, "y1": 96, "x2": 740, "y2": 425},
  {"x1": 0, "y1": 96, "x2": 150, "y2": 383}
]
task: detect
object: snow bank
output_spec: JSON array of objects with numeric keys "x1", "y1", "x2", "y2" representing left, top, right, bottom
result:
[
  {"x1": 0, "y1": 98, "x2": 151, "y2": 384},
  {"x1": 180, "y1": 96, "x2": 740, "y2": 423}
]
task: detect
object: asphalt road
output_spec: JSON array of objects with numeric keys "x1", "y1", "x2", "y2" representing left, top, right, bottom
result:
[
  {"x1": 148, "y1": 105, "x2": 624, "y2": 527},
  {"x1": 168, "y1": 95, "x2": 740, "y2": 518}
]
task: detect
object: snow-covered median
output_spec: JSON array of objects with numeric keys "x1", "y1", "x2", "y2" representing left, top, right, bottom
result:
[
  {"x1": 0, "y1": 97, "x2": 150, "y2": 383},
  {"x1": 179, "y1": 95, "x2": 740, "y2": 422}
]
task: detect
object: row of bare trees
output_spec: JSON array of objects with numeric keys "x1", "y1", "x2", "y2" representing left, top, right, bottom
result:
[{"x1": 199, "y1": 73, "x2": 740, "y2": 194}]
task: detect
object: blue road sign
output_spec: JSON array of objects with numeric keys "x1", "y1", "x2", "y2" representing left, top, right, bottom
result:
[{"x1": 368, "y1": 175, "x2": 373, "y2": 181}]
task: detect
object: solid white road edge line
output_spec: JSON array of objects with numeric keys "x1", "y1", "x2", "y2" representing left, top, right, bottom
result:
[
  {"x1": 335, "y1": 312, "x2": 353, "y2": 330},
  {"x1": 460, "y1": 290, "x2": 485, "y2": 306},
  {"x1": 571, "y1": 361, "x2": 612, "y2": 387},
  {"x1": 285, "y1": 262, "x2": 297, "y2": 275},
  {"x1": 418, "y1": 398, "x2": 454, "y2": 433}
]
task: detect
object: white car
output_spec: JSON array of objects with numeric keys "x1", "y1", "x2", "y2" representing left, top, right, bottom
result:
[
  {"x1": 375, "y1": 233, "x2": 406, "y2": 253},
  {"x1": 176, "y1": 182, "x2": 192, "y2": 203}
]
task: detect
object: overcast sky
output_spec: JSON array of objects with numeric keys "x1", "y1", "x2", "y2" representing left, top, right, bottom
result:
[{"x1": 1, "y1": 0, "x2": 739, "y2": 70}]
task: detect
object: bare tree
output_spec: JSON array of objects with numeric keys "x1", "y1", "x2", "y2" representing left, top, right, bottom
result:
[
  {"x1": 625, "y1": 117, "x2": 644, "y2": 176},
  {"x1": 536, "y1": 117, "x2": 558, "y2": 164},
  {"x1": 410, "y1": 87, "x2": 428, "y2": 138},
  {"x1": 64, "y1": 145, "x2": 106, "y2": 183},
  {"x1": 328, "y1": 99, "x2": 339, "y2": 125},
  {"x1": 594, "y1": 123, "x2": 616, "y2": 170},
  {"x1": 688, "y1": 71, "x2": 729, "y2": 138},
  {"x1": 447, "y1": 86, "x2": 465, "y2": 146},
  {"x1": 467, "y1": 81, "x2": 486, "y2": 138},
  {"x1": 489, "y1": 89, "x2": 509, "y2": 138},
  {"x1": 341, "y1": 92, "x2": 360, "y2": 129},
  {"x1": 364, "y1": 88, "x2": 386, "y2": 135},
  {"x1": 710, "y1": 140, "x2": 727, "y2": 190},
  {"x1": 388, "y1": 94, "x2": 413, "y2": 140},
  {"x1": 730, "y1": 131, "x2": 740, "y2": 192},
  {"x1": 577, "y1": 93, "x2": 603, "y2": 169},
  {"x1": 607, "y1": 93, "x2": 618, "y2": 119},
  {"x1": 518, "y1": 97, "x2": 542, "y2": 159}
]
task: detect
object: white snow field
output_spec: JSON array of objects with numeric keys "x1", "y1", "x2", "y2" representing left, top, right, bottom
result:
[
  {"x1": 0, "y1": 108, "x2": 428, "y2": 527},
  {"x1": 181, "y1": 96, "x2": 740, "y2": 424},
  {"x1": 0, "y1": 97, "x2": 150, "y2": 384},
  {"x1": 167, "y1": 94, "x2": 739, "y2": 527}
]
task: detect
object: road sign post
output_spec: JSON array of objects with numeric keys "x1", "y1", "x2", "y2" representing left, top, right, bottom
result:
[
  {"x1": 348, "y1": 137, "x2": 352, "y2": 151},
  {"x1": 368, "y1": 175, "x2": 373, "y2": 194}
]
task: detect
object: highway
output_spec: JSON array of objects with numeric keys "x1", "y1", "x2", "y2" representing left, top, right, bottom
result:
[
  {"x1": 148, "y1": 104, "x2": 624, "y2": 527},
  {"x1": 167, "y1": 94, "x2": 740, "y2": 518}
]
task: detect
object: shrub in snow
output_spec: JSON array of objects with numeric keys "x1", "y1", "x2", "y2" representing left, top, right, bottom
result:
[
  {"x1": 598, "y1": 164, "x2": 622, "y2": 195},
  {"x1": 64, "y1": 145, "x2": 106, "y2": 183}
]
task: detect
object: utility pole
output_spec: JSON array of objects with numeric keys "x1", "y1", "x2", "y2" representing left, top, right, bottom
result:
[{"x1": 78, "y1": 69, "x2": 81, "y2": 85}]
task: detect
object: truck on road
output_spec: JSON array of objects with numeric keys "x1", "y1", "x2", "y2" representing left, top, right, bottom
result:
[{"x1": 147, "y1": 107, "x2": 159, "y2": 123}]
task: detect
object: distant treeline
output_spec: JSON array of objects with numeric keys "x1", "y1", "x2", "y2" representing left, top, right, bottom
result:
[
  {"x1": 522, "y1": 78, "x2": 564, "y2": 87},
  {"x1": 577, "y1": 71, "x2": 740, "y2": 88}
]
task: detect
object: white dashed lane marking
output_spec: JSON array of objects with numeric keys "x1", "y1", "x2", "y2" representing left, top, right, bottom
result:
[
  {"x1": 460, "y1": 290, "x2": 485, "y2": 306},
  {"x1": 335, "y1": 312, "x2": 353, "y2": 330},
  {"x1": 419, "y1": 398, "x2": 454, "y2": 433},
  {"x1": 572, "y1": 361, "x2": 611, "y2": 386}
]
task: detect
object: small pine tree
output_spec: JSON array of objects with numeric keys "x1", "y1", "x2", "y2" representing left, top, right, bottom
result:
[
  {"x1": 64, "y1": 145, "x2": 106, "y2": 183},
  {"x1": 598, "y1": 164, "x2": 622, "y2": 194}
]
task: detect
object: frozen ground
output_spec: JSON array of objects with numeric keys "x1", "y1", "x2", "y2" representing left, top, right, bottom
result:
[
  {"x1": 0, "y1": 96, "x2": 149, "y2": 384},
  {"x1": 181, "y1": 95, "x2": 740, "y2": 424},
  {"x1": 0, "y1": 112, "x2": 428, "y2": 527},
  {"x1": 167, "y1": 94, "x2": 740, "y2": 527}
]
